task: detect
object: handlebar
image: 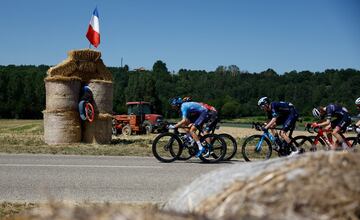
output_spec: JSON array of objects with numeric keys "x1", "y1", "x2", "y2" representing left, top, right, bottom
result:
[{"x1": 304, "y1": 123, "x2": 332, "y2": 134}]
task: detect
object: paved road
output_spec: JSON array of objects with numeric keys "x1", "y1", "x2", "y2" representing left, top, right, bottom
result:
[{"x1": 0, "y1": 154, "x2": 239, "y2": 203}]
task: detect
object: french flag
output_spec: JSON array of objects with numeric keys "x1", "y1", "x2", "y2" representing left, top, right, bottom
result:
[{"x1": 86, "y1": 7, "x2": 100, "y2": 48}]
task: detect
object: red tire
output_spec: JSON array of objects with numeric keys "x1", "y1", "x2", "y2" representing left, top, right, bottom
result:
[{"x1": 85, "y1": 102, "x2": 95, "y2": 122}]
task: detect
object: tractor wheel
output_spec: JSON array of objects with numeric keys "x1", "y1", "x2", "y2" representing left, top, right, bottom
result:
[
  {"x1": 122, "y1": 125, "x2": 132, "y2": 136},
  {"x1": 143, "y1": 121, "x2": 153, "y2": 134}
]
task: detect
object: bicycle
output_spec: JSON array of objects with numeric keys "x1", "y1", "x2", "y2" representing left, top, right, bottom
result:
[
  {"x1": 152, "y1": 125, "x2": 227, "y2": 163},
  {"x1": 305, "y1": 123, "x2": 355, "y2": 151},
  {"x1": 346, "y1": 125, "x2": 359, "y2": 151},
  {"x1": 241, "y1": 122, "x2": 313, "y2": 162}
]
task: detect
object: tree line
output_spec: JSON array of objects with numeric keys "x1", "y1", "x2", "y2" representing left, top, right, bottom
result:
[{"x1": 0, "y1": 62, "x2": 359, "y2": 119}]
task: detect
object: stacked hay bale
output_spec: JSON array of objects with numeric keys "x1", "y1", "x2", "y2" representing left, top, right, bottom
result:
[{"x1": 44, "y1": 49, "x2": 113, "y2": 144}]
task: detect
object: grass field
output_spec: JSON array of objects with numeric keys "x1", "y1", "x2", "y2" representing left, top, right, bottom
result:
[{"x1": 0, "y1": 119, "x2": 314, "y2": 159}]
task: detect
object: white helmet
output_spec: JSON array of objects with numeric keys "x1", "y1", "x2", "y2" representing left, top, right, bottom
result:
[
  {"x1": 258, "y1": 97, "x2": 270, "y2": 107},
  {"x1": 312, "y1": 108, "x2": 321, "y2": 119},
  {"x1": 355, "y1": 97, "x2": 360, "y2": 105}
]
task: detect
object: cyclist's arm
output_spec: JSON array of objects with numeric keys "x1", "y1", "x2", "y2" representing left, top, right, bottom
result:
[
  {"x1": 317, "y1": 119, "x2": 331, "y2": 127},
  {"x1": 174, "y1": 118, "x2": 190, "y2": 129},
  {"x1": 264, "y1": 117, "x2": 277, "y2": 130},
  {"x1": 356, "y1": 120, "x2": 360, "y2": 127}
]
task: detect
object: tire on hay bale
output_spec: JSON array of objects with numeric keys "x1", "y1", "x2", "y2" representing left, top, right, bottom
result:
[
  {"x1": 47, "y1": 58, "x2": 78, "y2": 77},
  {"x1": 68, "y1": 49, "x2": 101, "y2": 62},
  {"x1": 82, "y1": 113, "x2": 113, "y2": 144},
  {"x1": 44, "y1": 76, "x2": 81, "y2": 111},
  {"x1": 43, "y1": 110, "x2": 81, "y2": 145},
  {"x1": 88, "y1": 80, "x2": 113, "y2": 114}
]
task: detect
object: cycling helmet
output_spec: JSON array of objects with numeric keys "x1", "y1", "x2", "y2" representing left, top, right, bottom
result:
[
  {"x1": 258, "y1": 97, "x2": 270, "y2": 107},
  {"x1": 312, "y1": 107, "x2": 321, "y2": 119},
  {"x1": 182, "y1": 96, "x2": 192, "y2": 102},
  {"x1": 170, "y1": 97, "x2": 183, "y2": 107},
  {"x1": 355, "y1": 97, "x2": 360, "y2": 105}
]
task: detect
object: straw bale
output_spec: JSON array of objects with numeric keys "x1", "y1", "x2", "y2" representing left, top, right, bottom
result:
[
  {"x1": 45, "y1": 78, "x2": 81, "y2": 111},
  {"x1": 44, "y1": 75, "x2": 82, "y2": 82},
  {"x1": 68, "y1": 49, "x2": 101, "y2": 62},
  {"x1": 47, "y1": 58, "x2": 77, "y2": 77},
  {"x1": 95, "y1": 59, "x2": 113, "y2": 81},
  {"x1": 82, "y1": 114, "x2": 112, "y2": 144},
  {"x1": 77, "y1": 61, "x2": 97, "y2": 73},
  {"x1": 88, "y1": 80, "x2": 113, "y2": 114},
  {"x1": 195, "y1": 152, "x2": 360, "y2": 219},
  {"x1": 43, "y1": 110, "x2": 81, "y2": 144}
]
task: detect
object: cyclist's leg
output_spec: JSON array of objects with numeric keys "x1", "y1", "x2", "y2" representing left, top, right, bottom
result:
[{"x1": 191, "y1": 111, "x2": 208, "y2": 156}]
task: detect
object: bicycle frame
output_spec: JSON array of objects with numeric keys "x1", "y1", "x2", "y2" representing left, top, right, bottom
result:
[{"x1": 256, "y1": 131, "x2": 276, "y2": 152}]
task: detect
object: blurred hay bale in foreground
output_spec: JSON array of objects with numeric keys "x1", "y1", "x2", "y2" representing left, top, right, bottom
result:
[{"x1": 8, "y1": 202, "x2": 199, "y2": 220}]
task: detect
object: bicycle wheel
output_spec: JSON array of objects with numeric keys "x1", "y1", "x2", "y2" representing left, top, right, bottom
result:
[
  {"x1": 152, "y1": 132, "x2": 183, "y2": 163},
  {"x1": 218, "y1": 133, "x2": 238, "y2": 161},
  {"x1": 85, "y1": 102, "x2": 95, "y2": 122},
  {"x1": 346, "y1": 137, "x2": 358, "y2": 152},
  {"x1": 291, "y1": 136, "x2": 314, "y2": 153},
  {"x1": 199, "y1": 134, "x2": 226, "y2": 163},
  {"x1": 242, "y1": 135, "x2": 272, "y2": 162}
]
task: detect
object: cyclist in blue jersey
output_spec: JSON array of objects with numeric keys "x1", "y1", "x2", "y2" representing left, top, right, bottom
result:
[
  {"x1": 258, "y1": 97, "x2": 299, "y2": 156},
  {"x1": 312, "y1": 103, "x2": 351, "y2": 150},
  {"x1": 169, "y1": 97, "x2": 209, "y2": 157}
]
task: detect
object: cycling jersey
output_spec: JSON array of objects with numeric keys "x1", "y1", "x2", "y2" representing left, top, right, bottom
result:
[
  {"x1": 325, "y1": 104, "x2": 351, "y2": 132},
  {"x1": 267, "y1": 101, "x2": 298, "y2": 132},
  {"x1": 199, "y1": 102, "x2": 217, "y2": 112},
  {"x1": 267, "y1": 102, "x2": 297, "y2": 119},
  {"x1": 325, "y1": 104, "x2": 348, "y2": 120},
  {"x1": 180, "y1": 102, "x2": 209, "y2": 130}
]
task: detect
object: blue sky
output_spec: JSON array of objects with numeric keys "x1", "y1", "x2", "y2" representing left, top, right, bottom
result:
[{"x1": 1, "y1": 0, "x2": 359, "y2": 74}]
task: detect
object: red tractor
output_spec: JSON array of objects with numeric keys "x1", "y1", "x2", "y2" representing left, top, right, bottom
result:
[{"x1": 112, "y1": 101, "x2": 167, "y2": 135}]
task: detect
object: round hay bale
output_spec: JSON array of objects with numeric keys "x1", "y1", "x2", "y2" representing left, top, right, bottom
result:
[
  {"x1": 88, "y1": 80, "x2": 113, "y2": 114},
  {"x1": 43, "y1": 110, "x2": 81, "y2": 145},
  {"x1": 68, "y1": 49, "x2": 101, "y2": 62},
  {"x1": 95, "y1": 59, "x2": 113, "y2": 81},
  {"x1": 47, "y1": 59, "x2": 78, "y2": 77},
  {"x1": 45, "y1": 77, "x2": 81, "y2": 111},
  {"x1": 82, "y1": 113, "x2": 112, "y2": 144}
]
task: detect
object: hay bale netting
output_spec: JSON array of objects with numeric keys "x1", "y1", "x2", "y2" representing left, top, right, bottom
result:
[
  {"x1": 44, "y1": 76, "x2": 81, "y2": 111},
  {"x1": 83, "y1": 113, "x2": 113, "y2": 144},
  {"x1": 88, "y1": 80, "x2": 113, "y2": 114},
  {"x1": 43, "y1": 110, "x2": 81, "y2": 144},
  {"x1": 68, "y1": 49, "x2": 101, "y2": 62}
]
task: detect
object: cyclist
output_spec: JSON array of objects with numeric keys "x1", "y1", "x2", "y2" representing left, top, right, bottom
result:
[
  {"x1": 182, "y1": 97, "x2": 219, "y2": 133},
  {"x1": 168, "y1": 97, "x2": 210, "y2": 157},
  {"x1": 78, "y1": 85, "x2": 94, "y2": 121},
  {"x1": 311, "y1": 104, "x2": 351, "y2": 150},
  {"x1": 257, "y1": 97, "x2": 299, "y2": 156},
  {"x1": 354, "y1": 97, "x2": 360, "y2": 133}
]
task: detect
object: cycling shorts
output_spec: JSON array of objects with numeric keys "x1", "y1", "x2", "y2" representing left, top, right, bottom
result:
[
  {"x1": 331, "y1": 115, "x2": 351, "y2": 133},
  {"x1": 204, "y1": 111, "x2": 219, "y2": 132}
]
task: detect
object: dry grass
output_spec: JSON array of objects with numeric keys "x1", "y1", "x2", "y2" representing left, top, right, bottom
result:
[
  {"x1": 0, "y1": 202, "x2": 37, "y2": 219},
  {"x1": 0, "y1": 120, "x2": 153, "y2": 156}
]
